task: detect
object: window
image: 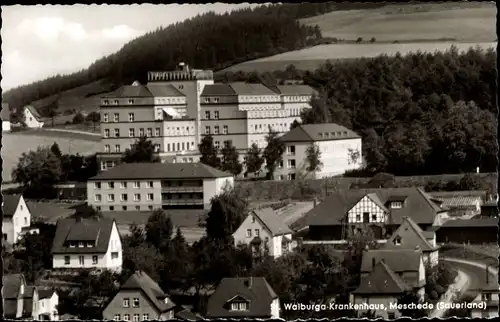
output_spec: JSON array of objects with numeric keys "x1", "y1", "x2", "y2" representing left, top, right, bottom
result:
[
  {"x1": 114, "y1": 100, "x2": 119, "y2": 105},
  {"x1": 177, "y1": 143, "x2": 180, "y2": 151},
  {"x1": 121, "y1": 194, "x2": 128, "y2": 201},
  {"x1": 92, "y1": 256, "x2": 98, "y2": 264},
  {"x1": 108, "y1": 194, "x2": 115, "y2": 202},
  {"x1": 128, "y1": 113, "x2": 135, "y2": 122},
  {"x1": 64, "y1": 256, "x2": 70, "y2": 265},
  {"x1": 142, "y1": 314, "x2": 149, "y2": 321},
  {"x1": 145, "y1": 128, "x2": 152, "y2": 137},
  {"x1": 115, "y1": 145, "x2": 121, "y2": 153},
  {"x1": 128, "y1": 99, "x2": 134, "y2": 104},
  {"x1": 223, "y1": 125, "x2": 228, "y2": 134},
  {"x1": 120, "y1": 182, "x2": 127, "y2": 189},
  {"x1": 147, "y1": 193, "x2": 154, "y2": 201},
  {"x1": 391, "y1": 201, "x2": 403, "y2": 209},
  {"x1": 139, "y1": 128, "x2": 145, "y2": 137},
  {"x1": 287, "y1": 173, "x2": 296, "y2": 180},
  {"x1": 148, "y1": 205, "x2": 153, "y2": 210},
  {"x1": 155, "y1": 127, "x2": 160, "y2": 136},
  {"x1": 214, "y1": 126, "x2": 220, "y2": 134},
  {"x1": 231, "y1": 303, "x2": 238, "y2": 311},
  {"x1": 179, "y1": 85, "x2": 184, "y2": 89},
  {"x1": 246, "y1": 229, "x2": 252, "y2": 237},
  {"x1": 239, "y1": 302, "x2": 247, "y2": 310},
  {"x1": 252, "y1": 216, "x2": 256, "y2": 223},
  {"x1": 287, "y1": 159, "x2": 296, "y2": 169},
  {"x1": 147, "y1": 181, "x2": 154, "y2": 188},
  {"x1": 95, "y1": 194, "x2": 102, "y2": 202},
  {"x1": 181, "y1": 142, "x2": 185, "y2": 150},
  {"x1": 134, "y1": 194, "x2": 141, "y2": 201},
  {"x1": 371, "y1": 214, "x2": 377, "y2": 222},
  {"x1": 154, "y1": 144, "x2": 160, "y2": 152},
  {"x1": 363, "y1": 212, "x2": 370, "y2": 223},
  {"x1": 103, "y1": 113, "x2": 109, "y2": 122},
  {"x1": 133, "y1": 314, "x2": 140, "y2": 322},
  {"x1": 482, "y1": 293, "x2": 492, "y2": 301},
  {"x1": 114, "y1": 129, "x2": 120, "y2": 137},
  {"x1": 205, "y1": 126, "x2": 211, "y2": 135},
  {"x1": 205, "y1": 111, "x2": 211, "y2": 119},
  {"x1": 104, "y1": 129, "x2": 110, "y2": 138},
  {"x1": 113, "y1": 113, "x2": 119, "y2": 122},
  {"x1": 79, "y1": 256, "x2": 84, "y2": 265},
  {"x1": 204, "y1": 98, "x2": 210, "y2": 103},
  {"x1": 133, "y1": 181, "x2": 140, "y2": 188},
  {"x1": 356, "y1": 214, "x2": 361, "y2": 222},
  {"x1": 114, "y1": 315, "x2": 120, "y2": 321},
  {"x1": 255, "y1": 229, "x2": 260, "y2": 237},
  {"x1": 108, "y1": 182, "x2": 115, "y2": 189},
  {"x1": 278, "y1": 161, "x2": 284, "y2": 169},
  {"x1": 133, "y1": 298, "x2": 140, "y2": 307},
  {"x1": 94, "y1": 182, "x2": 101, "y2": 189},
  {"x1": 394, "y1": 236, "x2": 402, "y2": 246},
  {"x1": 135, "y1": 206, "x2": 140, "y2": 211},
  {"x1": 214, "y1": 97, "x2": 220, "y2": 103},
  {"x1": 124, "y1": 314, "x2": 130, "y2": 321},
  {"x1": 104, "y1": 145, "x2": 110, "y2": 153},
  {"x1": 286, "y1": 145, "x2": 296, "y2": 155},
  {"x1": 109, "y1": 206, "x2": 115, "y2": 211},
  {"x1": 122, "y1": 206, "x2": 127, "y2": 211},
  {"x1": 112, "y1": 252, "x2": 119, "y2": 259},
  {"x1": 214, "y1": 141, "x2": 220, "y2": 149},
  {"x1": 123, "y1": 298, "x2": 130, "y2": 308},
  {"x1": 214, "y1": 111, "x2": 219, "y2": 119},
  {"x1": 96, "y1": 206, "x2": 101, "y2": 211},
  {"x1": 78, "y1": 241, "x2": 84, "y2": 248}
]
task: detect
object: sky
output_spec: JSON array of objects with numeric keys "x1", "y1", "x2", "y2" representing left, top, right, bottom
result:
[{"x1": 1, "y1": 3, "x2": 261, "y2": 91}]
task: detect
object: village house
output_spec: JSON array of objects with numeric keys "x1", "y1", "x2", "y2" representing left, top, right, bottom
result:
[
  {"x1": 51, "y1": 217, "x2": 123, "y2": 272},
  {"x1": 36, "y1": 288, "x2": 59, "y2": 320},
  {"x1": 232, "y1": 207, "x2": 293, "y2": 258},
  {"x1": 299, "y1": 188, "x2": 449, "y2": 243},
  {"x1": 103, "y1": 271, "x2": 176, "y2": 321},
  {"x1": 383, "y1": 216, "x2": 439, "y2": 267},
  {"x1": 2, "y1": 194, "x2": 39, "y2": 246},
  {"x1": 2, "y1": 102, "x2": 11, "y2": 131},
  {"x1": 433, "y1": 217, "x2": 498, "y2": 244},
  {"x1": 206, "y1": 277, "x2": 280, "y2": 319},
  {"x1": 428, "y1": 190, "x2": 488, "y2": 217},
  {"x1": 480, "y1": 200, "x2": 498, "y2": 218},
  {"x1": 23, "y1": 105, "x2": 45, "y2": 128},
  {"x1": 3, "y1": 274, "x2": 39, "y2": 320},
  {"x1": 470, "y1": 266, "x2": 499, "y2": 318}
]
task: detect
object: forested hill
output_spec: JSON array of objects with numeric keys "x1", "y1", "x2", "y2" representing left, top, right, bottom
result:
[{"x1": 3, "y1": 2, "x2": 387, "y2": 113}]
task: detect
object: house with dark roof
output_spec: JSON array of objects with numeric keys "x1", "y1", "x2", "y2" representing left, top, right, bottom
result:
[
  {"x1": 206, "y1": 277, "x2": 280, "y2": 319},
  {"x1": 51, "y1": 217, "x2": 122, "y2": 271},
  {"x1": 23, "y1": 105, "x2": 44, "y2": 128},
  {"x1": 433, "y1": 217, "x2": 498, "y2": 244},
  {"x1": 470, "y1": 265, "x2": 499, "y2": 318},
  {"x1": 3, "y1": 274, "x2": 41, "y2": 320},
  {"x1": 383, "y1": 216, "x2": 440, "y2": 267},
  {"x1": 103, "y1": 271, "x2": 176, "y2": 321},
  {"x1": 2, "y1": 194, "x2": 39, "y2": 245},
  {"x1": 36, "y1": 287, "x2": 59, "y2": 320},
  {"x1": 428, "y1": 190, "x2": 488, "y2": 217},
  {"x1": 480, "y1": 200, "x2": 498, "y2": 218},
  {"x1": 232, "y1": 208, "x2": 293, "y2": 258},
  {"x1": 299, "y1": 188, "x2": 449, "y2": 243},
  {"x1": 87, "y1": 162, "x2": 234, "y2": 211},
  {"x1": 2, "y1": 102, "x2": 12, "y2": 131},
  {"x1": 276, "y1": 123, "x2": 363, "y2": 180}
]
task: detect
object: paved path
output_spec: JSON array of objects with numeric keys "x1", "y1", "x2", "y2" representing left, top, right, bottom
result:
[{"x1": 429, "y1": 269, "x2": 470, "y2": 318}]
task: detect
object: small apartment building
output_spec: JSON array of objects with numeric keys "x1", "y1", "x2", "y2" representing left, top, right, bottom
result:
[
  {"x1": 24, "y1": 105, "x2": 44, "y2": 128},
  {"x1": 51, "y1": 217, "x2": 122, "y2": 272},
  {"x1": 37, "y1": 289, "x2": 59, "y2": 320},
  {"x1": 87, "y1": 162, "x2": 234, "y2": 211},
  {"x1": 103, "y1": 271, "x2": 176, "y2": 321},
  {"x1": 276, "y1": 123, "x2": 363, "y2": 180},
  {"x1": 2, "y1": 194, "x2": 39, "y2": 245},
  {"x1": 233, "y1": 208, "x2": 293, "y2": 258},
  {"x1": 470, "y1": 269, "x2": 499, "y2": 318}
]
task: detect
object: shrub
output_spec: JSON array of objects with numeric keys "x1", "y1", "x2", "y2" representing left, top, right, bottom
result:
[
  {"x1": 429, "y1": 290, "x2": 438, "y2": 300},
  {"x1": 435, "y1": 284, "x2": 445, "y2": 295}
]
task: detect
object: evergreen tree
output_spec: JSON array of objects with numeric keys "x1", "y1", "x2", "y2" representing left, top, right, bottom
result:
[
  {"x1": 245, "y1": 143, "x2": 264, "y2": 176},
  {"x1": 122, "y1": 136, "x2": 161, "y2": 163},
  {"x1": 198, "y1": 135, "x2": 221, "y2": 169},
  {"x1": 145, "y1": 209, "x2": 173, "y2": 251},
  {"x1": 50, "y1": 142, "x2": 63, "y2": 159},
  {"x1": 263, "y1": 126, "x2": 286, "y2": 180},
  {"x1": 305, "y1": 143, "x2": 323, "y2": 173},
  {"x1": 221, "y1": 140, "x2": 242, "y2": 176}
]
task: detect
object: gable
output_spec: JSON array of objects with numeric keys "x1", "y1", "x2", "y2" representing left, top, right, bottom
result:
[
  {"x1": 384, "y1": 218, "x2": 434, "y2": 251},
  {"x1": 347, "y1": 195, "x2": 387, "y2": 223}
]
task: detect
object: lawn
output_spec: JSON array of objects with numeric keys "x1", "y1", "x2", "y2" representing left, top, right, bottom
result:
[{"x1": 1, "y1": 130, "x2": 100, "y2": 182}]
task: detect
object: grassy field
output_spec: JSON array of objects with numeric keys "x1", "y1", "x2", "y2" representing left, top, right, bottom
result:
[
  {"x1": 300, "y1": 2, "x2": 496, "y2": 43},
  {"x1": 1, "y1": 130, "x2": 100, "y2": 182}
]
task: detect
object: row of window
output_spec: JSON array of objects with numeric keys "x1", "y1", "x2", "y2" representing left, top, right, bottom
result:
[
  {"x1": 230, "y1": 302, "x2": 249, "y2": 311},
  {"x1": 95, "y1": 205, "x2": 151, "y2": 212},
  {"x1": 95, "y1": 181, "x2": 155, "y2": 189},
  {"x1": 166, "y1": 141, "x2": 195, "y2": 152},
  {"x1": 13, "y1": 217, "x2": 29, "y2": 226},
  {"x1": 103, "y1": 128, "x2": 161, "y2": 138},
  {"x1": 164, "y1": 126, "x2": 194, "y2": 136},
  {"x1": 277, "y1": 159, "x2": 296, "y2": 169},
  {"x1": 103, "y1": 112, "x2": 135, "y2": 122},
  {"x1": 122, "y1": 298, "x2": 140, "y2": 308},
  {"x1": 103, "y1": 100, "x2": 135, "y2": 106},
  {"x1": 251, "y1": 122, "x2": 292, "y2": 133},
  {"x1": 113, "y1": 313, "x2": 148, "y2": 321},
  {"x1": 67, "y1": 241, "x2": 94, "y2": 248},
  {"x1": 63, "y1": 252, "x2": 119, "y2": 265},
  {"x1": 276, "y1": 173, "x2": 296, "y2": 181},
  {"x1": 204, "y1": 110, "x2": 219, "y2": 119},
  {"x1": 319, "y1": 131, "x2": 349, "y2": 139},
  {"x1": 205, "y1": 125, "x2": 228, "y2": 135},
  {"x1": 101, "y1": 161, "x2": 116, "y2": 171},
  {"x1": 95, "y1": 193, "x2": 155, "y2": 202}
]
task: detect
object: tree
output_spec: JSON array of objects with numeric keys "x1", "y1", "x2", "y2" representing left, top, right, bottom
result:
[
  {"x1": 244, "y1": 143, "x2": 264, "y2": 177},
  {"x1": 220, "y1": 140, "x2": 242, "y2": 176},
  {"x1": 205, "y1": 189, "x2": 248, "y2": 242},
  {"x1": 263, "y1": 126, "x2": 286, "y2": 180},
  {"x1": 50, "y1": 142, "x2": 63, "y2": 159},
  {"x1": 305, "y1": 143, "x2": 323, "y2": 174},
  {"x1": 72, "y1": 112, "x2": 85, "y2": 124},
  {"x1": 145, "y1": 209, "x2": 173, "y2": 251},
  {"x1": 12, "y1": 146, "x2": 62, "y2": 198},
  {"x1": 42, "y1": 97, "x2": 59, "y2": 127},
  {"x1": 70, "y1": 205, "x2": 103, "y2": 220},
  {"x1": 85, "y1": 111, "x2": 100, "y2": 132},
  {"x1": 397, "y1": 291, "x2": 428, "y2": 318},
  {"x1": 198, "y1": 135, "x2": 221, "y2": 169},
  {"x1": 126, "y1": 223, "x2": 145, "y2": 248},
  {"x1": 367, "y1": 172, "x2": 396, "y2": 188},
  {"x1": 159, "y1": 228, "x2": 192, "y2": 292},
  {"x1": 459, "y1": 173, "x2": 481, "y2": 190},
  {"x1": 122, "y1": 136, "x2": 161, "y2": 163},
  {"x1": 290, "y1": 119, "x2": 301, "y2": 130}
]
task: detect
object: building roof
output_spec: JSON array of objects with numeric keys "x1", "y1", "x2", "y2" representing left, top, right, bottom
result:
[
  {"x1": 428, "y1": 191, "x2": 486, "y2": 209},
  {"x1": 251, "y1": 208, "x2": 293, "y2": 236},
  {"x1": 269, "y1": 84, "x2": 317, "y2": 96},
  {"x1": 383, "y1": 217, "x2": 437, "y2": 252},
  {"x1": 119, "y1": 271, "x2": 175, "y2": 313},
  {"x1": 228, "y1": 82, "x2": 278, "y2": 96},
  {"x1": 146, "y1": 84, "x2": 185, "y2": 97},
  {"x1": 103, "y1": 85, "x2": 154, "y2": 98},
  {"x1": 3, "y1": 274, "x2": 26, "y2": 299},
  {"x1": 360, "y1": 249, "x2": 422, "y2": 274},
  {"x1": 301, "y1": 188, "x2": 445, "y2": 227},
  {"x1": 482, "y1": 200, "x2": 498, "y2": 207},
  {"x1": 279, "y1": 123, "x2": 361, "y2": 143},
  {"x1": 440, "y1": 218, "x2": 499, "y2": 228},
  {"x1": 1, "y1": 102, "x2": 10, "y2": 120},
  {"x1": 22, "y1": 286, "x2": 36, "y2": 317},
  {"x1": 2, "y1": 194, "x2": 22, "y2": 217},
  {"x1": 206, "y1": 277, "x2": 277, "y2": 318},
  {"x1": 38, "y1": 288, "x2": 56, "y2": 299},
  {"x1": 4, "y1": 299, "x2": 18, "y2": 318},
  {"x1": 89, "y1": 162, "x2": 233, "y2": 180},
  {"x1": 175, "y1": 309, "x2": 201, "y2": 321},
  {"x1": 352, "y1": 261, "x2": 411, "y2": 295},
  {"x1": 201, "y1": 84, "x2": 236, "y2": 96},
  {"x1": 51, "y1": 217, "x2": 115, "y2": 254},
  {"x1": 25, "y1": 105, "x2": 42, "y2": 120}
]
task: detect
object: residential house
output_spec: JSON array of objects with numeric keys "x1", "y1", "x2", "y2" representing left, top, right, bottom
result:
[
  {"x1": 232, "y1": 208, "x2": 293, "y2": 258},
  {"x1": 51, "y1": 217, "x2": 122, "y2": 271},
  {"x1": 206, "y1": 277, "x2": 280, "y2": 319},
  {"x1": 3, "y1": 274, "x2": 39, "y2": 320},
  {"x1": 2, "y1": 194, "x2": 39, "y2": 245},
  {"x1": 433, "y1": 217, "x2": 498, "y2": 244},
  {"x1": 360, "y1": 249, "x2": 426, "y2": 299},
  {"x1": 2, "y1": 102, "x2": 11, "y2": 131},
  {"x1": 276, "y1": 123, "x2": 363, "y2": 180},
  {"x1": 299, "y1": 188, "x2": 449, "y2": 243},
  {"x1": 87, "y1": 162, "x2": 234, "y2": 211},
  {"x1": 103, "y1": 271, "x2": 176, "y2": 321},
  {"x1": 383, "y1": 216, "x2": 439, "y2": 267},
  {"x1": 37, "y1": 288, "x2": 59, "y2": 320},
  {"x1": 351, "y1": 261, "x2": 411, "y2": 319},
  {"x1": 428, "y1": 190, "x2": 488, "y2": 217},
  {"x1": 24, "y1": 105, "x2": 44, "y2": 128},
  {"x1": 470, "y1": 266, "x2": 499, "y2": 318}
]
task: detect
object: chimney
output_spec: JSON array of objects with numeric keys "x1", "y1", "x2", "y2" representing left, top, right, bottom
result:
[{"x1": 164, "y1": 297, "x2": 169, "y2": 304}]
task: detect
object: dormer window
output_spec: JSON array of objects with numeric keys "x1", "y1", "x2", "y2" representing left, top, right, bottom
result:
[
  {"x1": 230, "y1": 302, "x2": 248, "y2": 311},
  {"x1": 251, "y1": 216, "x2": 255, "y2": 223},
  {"x1": 128, "y1": 99, "x2": 134, "y2": 104},
  {"x1": 69, "y1": 242, "x2": 76, "y2": 248},
  {"x1": 391, "y1": 201, "x2": 403, "y2": 209},
  {"x1": 103, "y1": 100, "x2": 109, "y2": 105},
  {"x1": 394, "y1": 236, "x2": 402, "y2": 246},
  {"x1": 78, "y1": 242, "x2": 84, "y2": 248},
  {"x1": 86, "y1": 242, "x2": 94, "y2": 247}
]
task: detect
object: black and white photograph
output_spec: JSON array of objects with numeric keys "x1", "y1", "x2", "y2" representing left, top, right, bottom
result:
[{"x1": 1, "y1": 1, "x2": 498, "y2": 320}]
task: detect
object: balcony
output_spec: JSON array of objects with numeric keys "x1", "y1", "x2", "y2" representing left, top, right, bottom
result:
[
  {"x1": 162, "y1": 199, "x2": 204, "y2": 205},
  {"x1": 161, "y1": 186, "x2": 203, "y2": 193}
]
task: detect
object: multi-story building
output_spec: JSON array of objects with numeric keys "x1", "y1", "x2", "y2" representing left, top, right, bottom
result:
[
  {"x1": 276, "y1": 123, "x2": 363, "y2": 180},
  {"x1": 2, "y1": 194, "x2": 39, "y2": 245},
  {"x1": 96, "y1": 63, "x2": 317, "y2": 173},
  {"x1": 87, "y1": 162, "x2": 234, "y2": 211}
]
